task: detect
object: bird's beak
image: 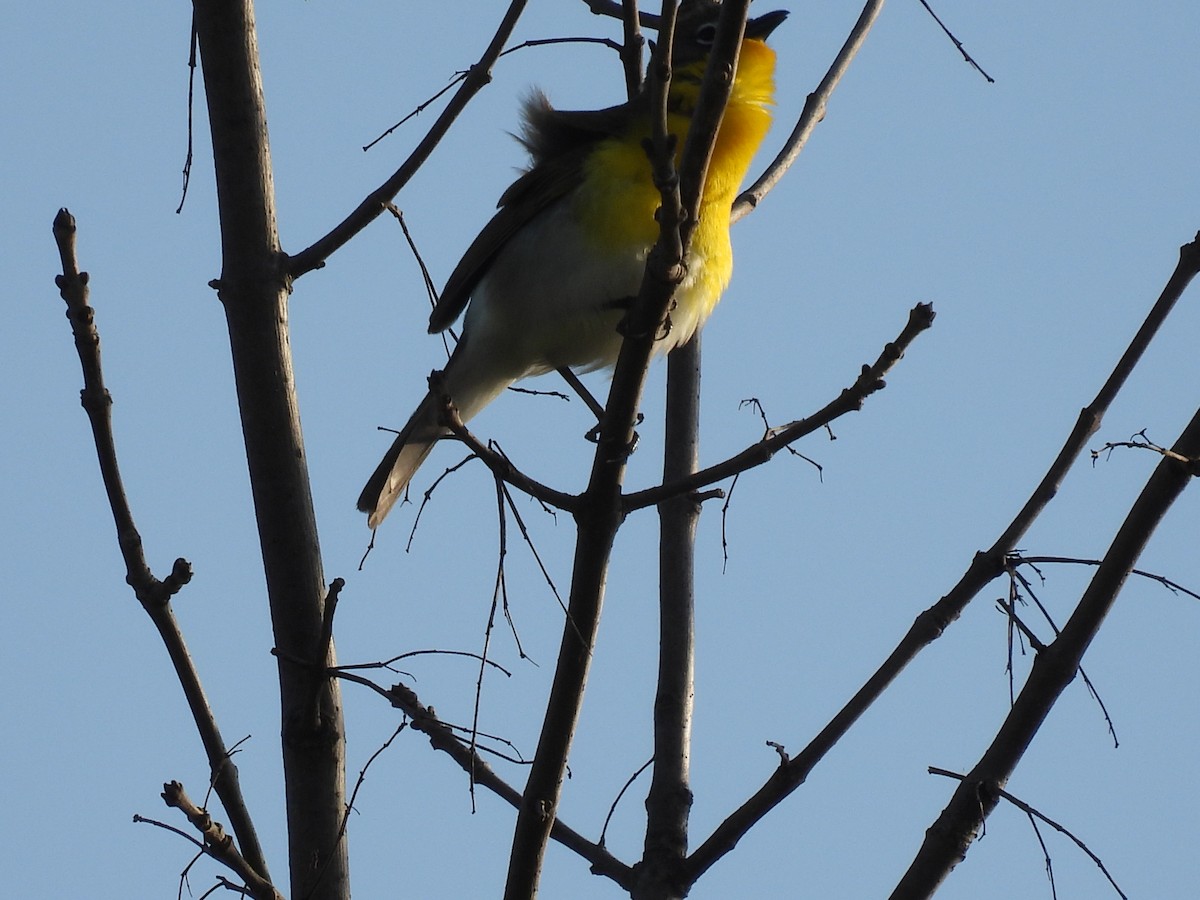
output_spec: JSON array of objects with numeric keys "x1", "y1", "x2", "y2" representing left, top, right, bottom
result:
[{"x1": 745, "y1": 9, "x2": 789, "y2": 42}]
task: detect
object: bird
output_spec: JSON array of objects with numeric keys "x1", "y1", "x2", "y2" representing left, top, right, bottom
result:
[{"x1": 358, "y1": 0, "x2": 786, "y2": 528}]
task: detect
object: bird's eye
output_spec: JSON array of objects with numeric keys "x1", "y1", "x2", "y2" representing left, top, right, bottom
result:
[{"x1": 695, "y1": 22, "x2": 717, "y2": 46}]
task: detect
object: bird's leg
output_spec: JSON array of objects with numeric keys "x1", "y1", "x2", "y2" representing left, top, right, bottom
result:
[
  {"x1": 426, "y1": 368, "x2": 460, "y2": 430},
  {"x1": 584, "y1": 411, "x2": 643, "y2": 446},
  {"x1": 656, "y1": 309, "x2": 674, "y2": 342},
  {"x1": 612, "y1": 293, "x2": 675, "y2": 343}
]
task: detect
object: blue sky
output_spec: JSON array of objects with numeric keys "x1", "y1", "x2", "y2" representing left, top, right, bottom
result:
[{"x1": 5, "y1": 2, "x2": 1199, "y2": 897}]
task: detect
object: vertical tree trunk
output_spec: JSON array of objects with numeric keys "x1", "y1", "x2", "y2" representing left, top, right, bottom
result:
[
  {"x1": 192, "y1": 2, "x2": 349, "y2": 897},
  {"x1": 636, "y1": 336, "x2": 701, "y2": 900}
]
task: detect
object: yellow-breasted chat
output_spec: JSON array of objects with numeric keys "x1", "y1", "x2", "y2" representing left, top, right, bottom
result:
[{"x1": 359, "y1": 0, "x2": 787, "y2": 527}]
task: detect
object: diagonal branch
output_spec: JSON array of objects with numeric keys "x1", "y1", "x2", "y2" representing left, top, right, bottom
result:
[
  {"x1": 286, "y1": 0, "x2": 531, "y2": 279},
  {"x1": 51, "y1": 208, "x2": 271, "y2": 883},
  {"x1": 892, "y1": 405, "x2": 1200, "y2": 896},
  {"x1": 732, "y1": 0, "x2": 887, "y2": 222},
  {"x1": 687, "y1": 232, "x2": 1200, "y2": 884},
  {"x1": 162, "y1": 780, "x2": 284, "y2": 900},
  {"x1": 624, "y1": 301, "x2": 935, "y2": 511},
  {"x1": 334, "y1": 671, "x2": 636, "y2": 890},
  {"x1": 927, "y1": 768, "x2": 1128, "y2": 899},
  {"x1": 438, "y1": 394, "x2": 583, "y2": 512},
  {"x1": 914, "y1": 0, "x2": 995, "y2": 84}
]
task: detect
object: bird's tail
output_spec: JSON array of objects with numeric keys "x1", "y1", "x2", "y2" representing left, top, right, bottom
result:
[{"x1": 356, "y1": 390, "x2": 446, "y2": 528}]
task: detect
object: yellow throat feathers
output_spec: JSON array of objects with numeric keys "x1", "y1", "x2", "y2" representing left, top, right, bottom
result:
[
  {"x1": 578, "y1": 36, "x2": 776, "y2": 257},
  {"x1": 574, "y1": 35, "x2": 776, "y2": 345}
]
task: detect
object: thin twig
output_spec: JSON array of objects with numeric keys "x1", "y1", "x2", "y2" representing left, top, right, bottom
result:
[
  {"x1": 1004, "y1": 564, "x2": 1119, "y2": 747},
  {"x1": 497, "y1": 475, "x2": 568, "y2": 655},
  {"x1": 556, "y1": 366, "x2": 608, "y2": 421},
  {"x1": 1026, "y1": 811, "x2": 1058, "y2": 900},
  {"x1": 363, "y1": 36, "x2": 621, "y2": 153},
  {"x1": 467, "y1": 476, "x2": 512, "y2": 812},
  {"x1": 134, "y1": 812, "x2": 207, "y2": 853},
  {"x1": 1092, "y1": 428, "x2": 1200, "y2": 470},
  {"x1": 599, "y1": 756, "x2": 655, "y2": 846},
  {"x1": 317, "y1": 723, "x2": 407, "y2": 891},
  {"x1": 914, "y1": 0, "x2": 995, "y2": 83},
  {"x1": 176, "y1": 16, "x2": 198, "y2": 214},
  {"x1": 287, "y1": 0, "x2": 532, "y2": 278},
  {"x1": 716, "y1": 398, "x2": 823, "y2": 571},
  {"x1": 335, "y1": 648, "x2": 513, "y2": 679},
  {"x1": 1012, "y1": 553, "x2": 1200, "y2": 603},
  {"x1": 382, "y1": 203, "x2": 439, "y2": 309},
  {"x1": 404, "y1": 454, "x2": 480, "y2": 553},
  {"x1": 928, "y1": 768, "x2": 1128, "y2": 898},
  {"x1": 719, "y1": 470, "x2": 738, "y2": 573}
]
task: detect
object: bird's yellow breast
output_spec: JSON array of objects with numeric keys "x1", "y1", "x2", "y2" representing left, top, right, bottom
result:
[{"x1": 572, "y1": 37, "x2": 777, "y2": 346}]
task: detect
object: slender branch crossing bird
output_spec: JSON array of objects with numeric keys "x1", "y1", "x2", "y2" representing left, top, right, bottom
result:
[{"x1": 358, "y1": 1, "x2": 787, "y2": 527}]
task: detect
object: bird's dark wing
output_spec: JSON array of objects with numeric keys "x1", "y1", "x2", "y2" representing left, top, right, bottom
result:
[
  {"x1": 427, "y1": 92, "x2": 644, "y2": 335},
  {"x1": 428, "y1": 157, "x2": 581, "y2": 334}
]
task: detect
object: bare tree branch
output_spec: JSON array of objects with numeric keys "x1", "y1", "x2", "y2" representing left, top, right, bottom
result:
[
  {"x1": 624, "y1": 301, "x2": 935, "y2": 511},
  {"x1": 928, "y1": 768, "x2": 1127, "y2": 898},
  {"x1": 635, "y1": 334, "x2": 701, "y2": 900},
  {"x1": 52, "y1": 208, "x2": 270, "y2": 882},
  {"x1": 582, "y1": 0, "x2": 662, "y2": 31},
  {"x1": 914, "y1": 0, "x2": 995, "y2": 83},
  {"x1": 286, "y1": 0, "x2": 532, "y2": 279},
  {"x1": 502, "y1": 2, "x2": 765, "y2": 893},
  {"x1": 893, "y1": 398, "x2": 1200, "y2": 894},
  {"x1": 161, "y1": 781, "x2": 284, "y2": 900},
  {"x1": 333, "y1": 671, "x2": 636, "y2": 890},
  {"x1": 686, "y1": 231, "x2": 1200, "y2": 885},
  {"x1": 1011, "y1": 554, "x2": 1200, "y2": 603},
  {"x1": 732, "y1": 0, "x2": 887, "y2": 222},
  {"x1": 618, "y1": 0, "x2": 647, "y2": 98},
  {"x1": 439, "y1": 393, "x2": 582, "y2": 512}
]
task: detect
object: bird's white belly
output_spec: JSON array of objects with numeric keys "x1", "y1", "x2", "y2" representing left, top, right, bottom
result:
[
  {"x1": 463, "y1": 200, "x2": 650, "y2": 376},
  {"x1": 462, "y1": 199, "x2": 715, "y2": 387}
]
